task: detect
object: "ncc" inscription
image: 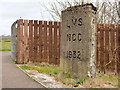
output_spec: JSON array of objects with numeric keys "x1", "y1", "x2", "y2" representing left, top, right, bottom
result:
[{"x1": 67, "y1": 33, "x2": 81, "y2": 41}]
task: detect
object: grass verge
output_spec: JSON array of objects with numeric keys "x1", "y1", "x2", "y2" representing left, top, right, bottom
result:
[
  {"x1": 19, "y1": 64, "x2": 118, "y2": 88},
  {"x1": 20, "y1": 65, "x2": 60, "y2": 75},
  {"x1": 0, "y1": 42, "x2": 11, "y2": 51}
]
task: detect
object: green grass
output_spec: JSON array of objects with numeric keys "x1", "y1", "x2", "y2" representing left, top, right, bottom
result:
[
  {"x1": 0, "y1": 42, "x2": 11, "y2": 51},
  {"x1": 20, "y1": 65, "x2": 60, "y2": 75},
  {"x1": 98, "y1": 75, "x2": 118, "y2": 82}
]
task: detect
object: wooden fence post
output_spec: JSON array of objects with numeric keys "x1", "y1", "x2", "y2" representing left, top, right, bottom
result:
[
  {"x1": 39, "y1": 21, "x2": 43, "y2": 63},
  {"x1": 17, "y1": 19, "x2": 23, "y2": 64},
  {"x1": 96, "y1": 24, "x2": 99, "y2": 69},
  {"x1": 54, "y1": 22, "x2": 57, "y2": 65},
  {"x1": 58, "y1": 22, "x2": 61, "y2": 64},
  {"x1": 110, "y1": 24, "x2": 115, "y2": 72},
  {"x1": 29, "y1": 20, "x2": 33, "y2": 62},
  {"x1": 100, "y1": 24, "x2": 104, "y2": 73},
  {"x1": 118, "y1": 1, "x2": 120, "y2": 88},
  {"x1": 49, "y1": 21, "x2": 53, "y2": 64},
  {"x1": 24, "y1": 20, "x2": 28, "y2": 64},
  {"x1": 116, "y1": 24, "x2": 120, "y2": 74},
  {"x1": 34, "y1": 20, "x2": 38, "y2": 62},
  {"x1": 117, "y1": 1, "x2": 120, "y2": 74},
  {"x1": 105, "y1": 24, "x2": 109, "y2": 71},
  {"x1": 44, "y1": 21, "x2": 47, "y2": 62}
]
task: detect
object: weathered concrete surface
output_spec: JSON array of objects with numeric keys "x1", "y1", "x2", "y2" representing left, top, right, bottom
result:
[
  {"x1": 60, "y1": 4, "x2": 97, "y2": 80},
  {"x1": 11, "y1": 21, "x2": 17, "y2": 62},
  {"x1": 2, "y1": 52, "x2": 44, "y2": 88}
]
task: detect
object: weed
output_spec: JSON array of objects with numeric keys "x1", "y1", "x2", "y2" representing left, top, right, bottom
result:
[
  {"x1": 76, "y1": 81, "x2": 80, "y2": 84},
  {"x1": 76, "y1": 79, "x2": 85, "y2": 84},
  {"x1": 89, "y1": 86, "x2": 92, "y2": 88},
  {"x1": 65, "y1": 72, "x2": 70, "y2": 78},
  {"x1": 54, "y1": 71, "x2": 58, "y2": 74}
]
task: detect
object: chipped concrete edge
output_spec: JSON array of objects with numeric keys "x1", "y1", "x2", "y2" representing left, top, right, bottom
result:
[{"x1": 15, "y1": 64, "x2": 49, "y2": 89}]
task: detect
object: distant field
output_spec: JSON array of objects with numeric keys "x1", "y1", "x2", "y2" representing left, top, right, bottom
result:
[
  {"x1": 0, "y1": 42, "x2": 11, "y2": 51},
  {"x1": 0, "y1": 36, "x2": 11, "y2": 51},
  {"x1": 0, "y1": 36, "x2": 11, "y2": 42}
]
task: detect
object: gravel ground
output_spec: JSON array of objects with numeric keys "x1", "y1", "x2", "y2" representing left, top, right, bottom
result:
[{"x1": 25, "y1": 69, "x2": 84, "y2": 88}]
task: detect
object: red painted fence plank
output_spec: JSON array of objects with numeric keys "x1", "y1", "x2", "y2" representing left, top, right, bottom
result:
[
  {"x1": 96, "y1": 24, "x2": 99, "y2": 69},
  {"x1": 24, "y1": 20, "x2": 28, "y2": 64},
  {"x1": 58, "y1": 22, "x2": 61, "y2": 64},
  {"x1": 18, "y1": 19, "x2": 23, "y2": 64},
  {"x1": 49, "y1": 21, "x2": 53, "y2": 64},
  {"x1": 54, "y1": 22, "x2": 57, "y2": 65},
  {"x1": 17, "y1": 20, "x2": 20, "y2": 63},
  {"x1": 110, "y1": 24, "x2": 115, "y2": 72},
  {"x1": 34, "y1": 20, "x2": 38, "y2": 62},
  {"x1": 44, "y1": 21, "x2": 47, "y2": 62},
  {"x1": 39, "y1": 21, "x2": 43, "y2": 63},
  {"x1": 29, "y1": 20, "x2": 33, "y2": 62},
  {"x1": 105, "y1": 24, "x2": 109, "y2": 71},
  {"x1": 99, "y1": 24, "x2": 104, "y2": 73},
  {"x1": 116, "y1": 24, "x2": 120, "y2": 74}
]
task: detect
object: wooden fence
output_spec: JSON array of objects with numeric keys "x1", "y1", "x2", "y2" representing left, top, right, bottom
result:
[
  {"x1": 16, "y1": 19, "x2": 61, "y2": 65},
  {"x1": 97, "y1": 24, "x2": 120, "y2": 74},
  {"x1": 11, "y1": 19, "x2": 120, "y2": 73}
]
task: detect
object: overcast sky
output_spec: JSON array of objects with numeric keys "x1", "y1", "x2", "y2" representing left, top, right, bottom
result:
[
  {"x1": 0, "y1": 0, "x2": 115, "y2": 36},
  {"x1": 0, "y1": 0, "x2": 54, "y2": 36}
]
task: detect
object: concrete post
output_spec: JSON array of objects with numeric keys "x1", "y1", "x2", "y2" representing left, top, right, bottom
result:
[
  {"x1": 60, "y1": 4, "x2": 97, "y2": 80},
  {"x1": 11, "y1": 20, "x2": 17, "y2": 62}
]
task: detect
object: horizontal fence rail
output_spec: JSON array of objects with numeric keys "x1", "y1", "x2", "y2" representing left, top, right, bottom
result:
[{"x1": 16, "y1": 19, "x2": 61, "y2": 65}]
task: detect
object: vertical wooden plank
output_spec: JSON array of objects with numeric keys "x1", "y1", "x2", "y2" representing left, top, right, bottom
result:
[
  {"x1": 16, "y1": 23, "x2": 20, "y2": 62},
  {"x1": 29, "y1": 20, "x2": 33, "y2": 62},
  {"x1": 116, "y1": 25, "x2": 120, "y2": 74},
  {"x1": 44, "y1": 21, "x2": 47, "y2": 62},
  {"x1": 110, "y1": 24, "x2": 115, "y2": 72},
  {"x1": 105, "y1": 24, "x2": 109, "y2": 71},
  {"x1": 58, "y1": 22, "x2": 61, "y2": 64},
  {"x1": 96, "y1": 24, "x2": 99, "y2": 69},
  {"x1": 54, "y1": 22, "x2": 57, "y2": 65},
  {"x1": 39, "y1": 21, "x2": 43, "y2": 63},
  {"x1": 34, "y1": 20, "x2": 38, "y2": 62},
  {"x1": 24, "y1": 20, "x2": 28, "y2": 64},
  {"x1": 19, "y1": 19, "x2": 23, "y2": 64},
  {"x1": 49, "y1": 21, "x2": 53, "y2": 64},
  {"x1": 17, "y1": 19, "x2": 23, "y2": 64},
  {"x1": 100, "y1": 24, "x2": 104, "y2": 73}
]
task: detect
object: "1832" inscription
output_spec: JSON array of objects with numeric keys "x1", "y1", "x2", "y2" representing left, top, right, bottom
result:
[{"x1": 66, "y1": 51, "x2": 81, "y2": 59}]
